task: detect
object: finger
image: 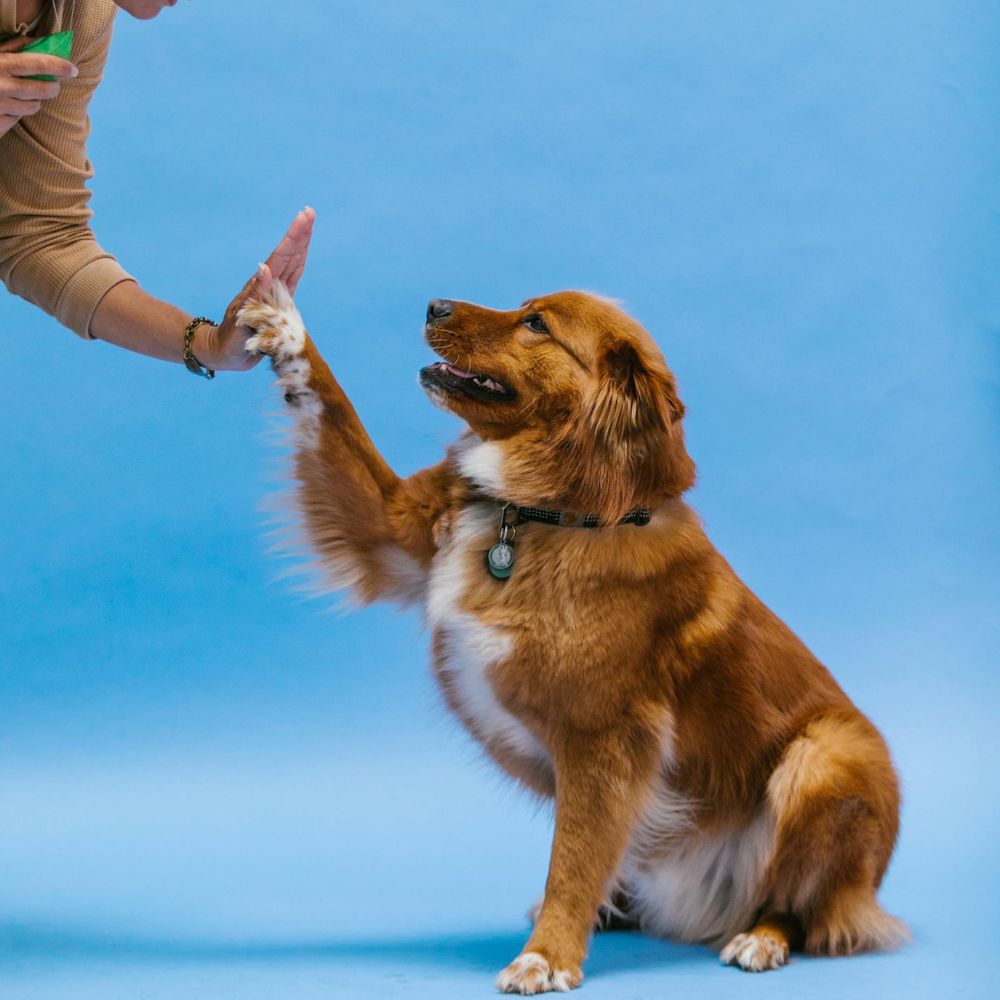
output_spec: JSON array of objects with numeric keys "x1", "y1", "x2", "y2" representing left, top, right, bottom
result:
[
  {"x1": 284, "y1": 208, "x2": 315, "y2": 295},
  {"x1": 226, "y1": 262, "x2": 274, "y2": 326},
  {"x1": 280, "y1": 209, "x2": 315, "y2": 294},
  {"x1": 0, "y1": 97, "x2": 42, "y2": 117},
  {"x1": 0, "y1": 36, "x2": 30, "y2": 53},
  {"x1": 268, "y1": 208, "x2": 316, "y2": 294},
  {"x1": 265, "y1": 209, "x2": 313, "y2": 282},
  {"x1": 253, "y1": 262, "x2": 273, "y2": 303},
  {"x1": 1, "y1": 78, "x2": 61, "y2": 100},
  {"x1": 223, "y1": 270, "x2": 261, "y2": 322},
  {"x1": 265, "y1": 220, "x2": 305, "y2": 280},
  {"x1": 1, "y1": 53, "x2": 78, "y2": 80}
]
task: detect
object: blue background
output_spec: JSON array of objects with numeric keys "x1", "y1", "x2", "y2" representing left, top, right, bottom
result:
[{"x1": 1, "y1": 1, "x2": 997, "y2": 997}]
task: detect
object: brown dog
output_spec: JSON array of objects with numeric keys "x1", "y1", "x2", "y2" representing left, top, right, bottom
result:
[{"x1": 238, "y1": 284, "x2": 906, "y2": 993}]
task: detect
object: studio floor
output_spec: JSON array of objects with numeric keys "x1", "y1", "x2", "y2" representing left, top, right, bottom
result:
[
  {"x1": 1, "y1": 925, "x2": 983, "y2": 1000},
  {"x1": 0, "y1": 724, "x2": 994, "y2": 1000}
]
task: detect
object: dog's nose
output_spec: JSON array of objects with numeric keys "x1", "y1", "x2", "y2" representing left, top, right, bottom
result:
[{"x1": 427, "y1": 299, "x2": 453, "y2": 323}]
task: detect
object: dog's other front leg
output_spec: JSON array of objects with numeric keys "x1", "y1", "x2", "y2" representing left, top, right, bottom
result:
[
  {"x1": 497, "y1": 733, "x2": 650, "y2": 994},
  {"x1": 238, "y1": 281, "x2": 446, "y2": 606}
]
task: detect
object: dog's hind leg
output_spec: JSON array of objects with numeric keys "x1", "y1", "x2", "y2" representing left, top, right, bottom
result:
[
  {"x1": 721, "y1": 710, "x2": 907, "y2": 972},
  {"x1": 238, "y1": 281, "x2": 448, "y2": 607}
]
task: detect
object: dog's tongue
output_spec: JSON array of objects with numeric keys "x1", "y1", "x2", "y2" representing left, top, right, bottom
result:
[{"x1": 445, "y1": 363, "x2": 475, "y2": 379}]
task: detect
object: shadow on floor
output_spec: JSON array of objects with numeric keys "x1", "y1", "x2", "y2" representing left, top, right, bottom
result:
[{"x1": 0, "y1": 922, "x2": 710, "y2": 979}]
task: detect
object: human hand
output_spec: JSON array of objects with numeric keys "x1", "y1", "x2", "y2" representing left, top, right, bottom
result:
[
  {"x1": 0, "y1": 37, "x2": 77, "y2": 137},
  {"x1": 196, "y1": 207, "x2": 316, "y2": 372}
]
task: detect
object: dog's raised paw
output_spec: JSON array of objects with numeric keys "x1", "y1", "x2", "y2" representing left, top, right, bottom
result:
[
  {"x1": 720, "y1": 930, "x2": 789, "y2": 972},
  {"x1": 237, "y1": 280, "x2": 306, "y2": 360},
  {"x1": 238, "y1": 280, "x2": 322, "y2": 438},
  {"x1": 496, "y1": 951, "x2": 581, "y2": 994}
]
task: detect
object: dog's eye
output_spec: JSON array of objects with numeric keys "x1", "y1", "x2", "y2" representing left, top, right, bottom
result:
[{"x1": 523, "y1": 314, "x2": 549, "y2": 335}]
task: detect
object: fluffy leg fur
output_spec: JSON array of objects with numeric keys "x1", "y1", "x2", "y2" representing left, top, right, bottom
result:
[
  {"x1": 238, "y1": 281, "x2": 448, "y2": 607},
  {"x1": 527, "y1": 890, "x2": 639, "y2": 934},
  {"x1": 719, "y1": 711, "x2": 908, "y2": 968}
]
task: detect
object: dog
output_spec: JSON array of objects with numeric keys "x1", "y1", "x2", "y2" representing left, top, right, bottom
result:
[{"x1": 238, "y1": 284, "x2": 906, "y2": 993}]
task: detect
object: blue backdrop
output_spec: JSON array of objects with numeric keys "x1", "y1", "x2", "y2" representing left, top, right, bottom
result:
[{"x1": 1, "y1": 2, "x2": 997, "y2": 997}]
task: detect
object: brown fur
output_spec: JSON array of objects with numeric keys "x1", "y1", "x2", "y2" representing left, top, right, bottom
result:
[{"x1": 240, "y1": 287, "x2": 906, "y2": 992}]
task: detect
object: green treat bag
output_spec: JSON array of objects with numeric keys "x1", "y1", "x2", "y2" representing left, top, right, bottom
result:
[{"x1": 22, "y1": 31, "x2": 74, "y2": 81}]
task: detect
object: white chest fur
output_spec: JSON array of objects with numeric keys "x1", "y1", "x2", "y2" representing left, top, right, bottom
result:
[
  {"x1": 622, "y1": 772, "x2": 775, "y2": 945},
  {"x1": 425, "y1": 505, "x2": 547, "y2": 762},
  {"x1": 611, "y1": 731, "x2": 776, "y2": 945}
]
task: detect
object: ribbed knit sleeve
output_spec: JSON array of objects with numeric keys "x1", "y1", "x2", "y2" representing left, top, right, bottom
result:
[{"x1": 0, "y1": 0, "x2": 133, "y2": 338}]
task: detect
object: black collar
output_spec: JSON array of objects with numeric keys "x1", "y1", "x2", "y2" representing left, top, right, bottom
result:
[
  {"x1": 506, "y1": 503, "x2": 652, "y2": 528},
  {"x1": 484, "y1": 502, "x2": 651, "y2": 580}
]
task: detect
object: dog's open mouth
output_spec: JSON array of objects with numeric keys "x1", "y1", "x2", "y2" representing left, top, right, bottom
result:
[{"x1": 419, "y1": 361, "x2": 515, "y2": 402}]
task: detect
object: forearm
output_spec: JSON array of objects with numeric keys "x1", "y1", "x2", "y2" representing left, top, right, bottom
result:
[
  {"x1": 90, "y1": 280, "x2": 204, "y2": 363},
  {"x1": 90, "y1": 279, "x2": 258, "y2": 372}
]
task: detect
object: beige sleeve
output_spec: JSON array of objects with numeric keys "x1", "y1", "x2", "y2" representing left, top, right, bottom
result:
[{"x1": 0, "y1": 14, "x2": 133, "y2": 338}]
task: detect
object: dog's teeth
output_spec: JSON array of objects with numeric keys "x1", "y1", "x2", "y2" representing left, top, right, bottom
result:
[{"x1": 433, "y1": 360, "x2": 507, "y2": 394}]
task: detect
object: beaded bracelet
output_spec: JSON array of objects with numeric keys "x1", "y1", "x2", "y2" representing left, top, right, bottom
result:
[{"x1": 182, "y1": 316, "x2": 217, "y2": 380}]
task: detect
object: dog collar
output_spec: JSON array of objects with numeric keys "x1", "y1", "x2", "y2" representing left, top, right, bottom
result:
[{"x1": 486, "y1": 502, "x2": 652, "y2": 580}]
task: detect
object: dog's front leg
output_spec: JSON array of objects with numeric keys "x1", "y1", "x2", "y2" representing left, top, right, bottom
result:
[
  {"x1": 238, "y1": 281, "x2": 445, "y2": 606},
  {"x1": 498, "y1": 733, "x2": 648, "y2": 994}
]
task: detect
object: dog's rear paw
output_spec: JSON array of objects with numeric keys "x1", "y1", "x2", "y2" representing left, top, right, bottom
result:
[
  {"x1": 720, "y1": 930, "x2": 789, "y2": 972},
  {"x1": 496, "y1": 951, "x2": 581, "y2": 994},
  {"x1": 237, "y1": 280, "x2": 305, "y2": 360}
]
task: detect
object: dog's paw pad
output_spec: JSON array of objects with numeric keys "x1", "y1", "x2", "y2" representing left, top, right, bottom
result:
[
  {"x1": 496, "y1": 952, "x2": 581, "y2": 994},
  {"x1": 237, "y1": 281, "x2": 305, "y2": 360},
  {"x1": 720, "y1": 930, "x2": 789, "y2": 972}
]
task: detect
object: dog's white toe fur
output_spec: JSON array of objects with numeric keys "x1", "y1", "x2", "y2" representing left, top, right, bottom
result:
[
  {"x1": 238, "y1": 280, "x2": 305, "y2": 359},
  {"x1": 496, "y1": 951, "x2": 580, "y2": 994},
  {"x1": 237, "y1": 280, "x2": 323, "y2": 445},
  {"x1": 719, "y1": 930, "x2": 789, "y2": 972}
]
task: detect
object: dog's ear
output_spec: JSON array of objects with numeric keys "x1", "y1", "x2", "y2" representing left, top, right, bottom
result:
[
  {"x1": 591, "y1": 339, "x2": 685, "y2": 438},
  {"x1": 573, "y1": 336, "x2": 695, "y2": 521}
]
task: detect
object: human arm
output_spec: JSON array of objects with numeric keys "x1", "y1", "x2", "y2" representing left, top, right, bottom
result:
[
  {"x1": 0, "y1": 12, "x2": 132, "y2": 335},
  {"x1": 0, "y1": 8, "x2": 314, "y2": 366}
]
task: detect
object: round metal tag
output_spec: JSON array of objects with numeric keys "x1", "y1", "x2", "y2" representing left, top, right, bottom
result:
[{"x1": 487, "y1": 541, "x2": 515, "y2": 580}]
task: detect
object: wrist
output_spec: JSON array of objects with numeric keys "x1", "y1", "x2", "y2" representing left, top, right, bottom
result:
[
  {"x1": 183, "y1": 317, "x2": 217, "y2": 379},
  {"x1": 192, "y1": 320, "x2": 218, "y2": 365},
  {"x1": 193, "y1": 319, "x2": 241, "y2": 372}
]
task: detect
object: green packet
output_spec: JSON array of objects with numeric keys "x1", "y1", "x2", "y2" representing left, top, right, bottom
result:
[{"x1": 22, "y1": 30, "x2": 74, "y2": 81}]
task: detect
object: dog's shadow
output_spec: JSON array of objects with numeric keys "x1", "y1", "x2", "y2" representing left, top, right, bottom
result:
[{"x1": 0, "y1": 922, "x2": 708, "y2": 979}]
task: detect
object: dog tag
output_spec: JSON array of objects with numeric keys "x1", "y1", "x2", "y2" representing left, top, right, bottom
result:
[{"x1": 487, "y1": 541, "x2": 514, "y2": 580}]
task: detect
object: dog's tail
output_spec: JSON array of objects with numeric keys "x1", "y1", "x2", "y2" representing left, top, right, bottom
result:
[{"x1": 806, "y1": 888, "x2": 910, "y2": 955}]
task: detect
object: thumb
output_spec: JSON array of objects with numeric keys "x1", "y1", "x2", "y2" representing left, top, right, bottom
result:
[{"x1": 254, "y1": 262, "x2": 273, "y2": 302}]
